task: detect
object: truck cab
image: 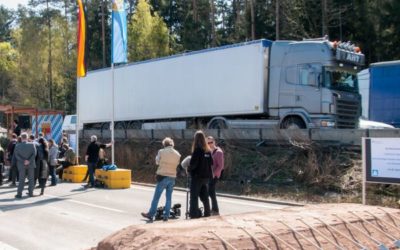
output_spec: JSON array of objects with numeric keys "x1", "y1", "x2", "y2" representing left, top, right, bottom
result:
[{"x1": 269, "y1": 38, "x2": 364, "y2": 129}]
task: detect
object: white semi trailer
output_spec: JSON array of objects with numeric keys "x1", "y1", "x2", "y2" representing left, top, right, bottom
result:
[{"x1": 79, "y1": 38, "x2": 364, "y2": 129}]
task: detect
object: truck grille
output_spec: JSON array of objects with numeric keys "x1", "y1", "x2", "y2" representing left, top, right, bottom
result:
[{"x1": 336, "y1": 99, "x2": 359, "y2": 128}]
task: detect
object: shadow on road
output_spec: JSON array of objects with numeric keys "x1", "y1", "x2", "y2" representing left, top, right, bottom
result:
[{"x1": 0, "y1": 187, "x2": 98, "y2": 212}]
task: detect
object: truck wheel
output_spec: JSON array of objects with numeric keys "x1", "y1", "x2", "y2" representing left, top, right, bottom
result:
[
  {"x1": 281, "y1": 117, "x2": 306, "y2": 129},
  {"x1": 114, "y1": 122, "x2": 126, "y2": 129},
  {"x1": 208, "y1": 119, "x2": 227, "y2": 129},
  {"x1": 101, "y1": 123, "x2": 110, "y2": 130},
  {"x1": 128, "y1": 121, "x2": 141, "y2": 129}
]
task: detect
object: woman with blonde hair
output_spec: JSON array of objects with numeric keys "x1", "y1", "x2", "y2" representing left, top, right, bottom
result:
[
  {"x1": 141, "y1": 137, "x2": 181, "y2": 222},
  {"x1": 188, "y1": 130, "x2": 213, "y2": 218}
]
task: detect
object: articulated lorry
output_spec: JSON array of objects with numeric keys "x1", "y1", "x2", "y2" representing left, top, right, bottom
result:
[
  {"x1": 79, "y1": 38, "x2": 364, "y2": 129},
  {"x1": 358, "y1": 60, "x2": 400, "y2": 128}
]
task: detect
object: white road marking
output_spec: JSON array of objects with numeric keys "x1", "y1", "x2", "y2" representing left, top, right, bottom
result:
[
  {"x1": 131, "y1": 185, "x2": 285, "y2": 209},
  {"x1": 44, "y1": 194, "x2": 125, "y2": 213}
]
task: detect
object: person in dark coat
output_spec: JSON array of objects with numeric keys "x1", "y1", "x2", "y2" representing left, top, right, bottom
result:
[
  {"x1": 188, "y1": 130, "x2": 213, "y2": 218},
  {"x1": 37, "y1": 138, "x2": 49, "y2": 195},
  {"x1": 7, "y1": 134, "x2": 19, "y2": 185},
  {"x1": 0, "y1": 145, "x2": 4, "y2": 186},
  {"x1": 84, "y1": 135, "x2": 112, "y2": 188},
  {"x1": 13, "y1": 120, "x2": 21, "y2": 137},
  {"x1": 14, "y1": 133, "x2": 36, "y2": 198}
]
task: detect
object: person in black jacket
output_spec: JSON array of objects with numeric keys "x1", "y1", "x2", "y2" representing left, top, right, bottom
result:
[
  {"x1": 0, "y1": 145, "x2": 4, "y2": 185},
  {"x1": 84, "y1": 135, "x2": 112, "y2": 188},
  {"x1": 188, "y1": 130, "x2": 213, "y2": 218},
  {"x1": 37, "y1": 138, "x2": 49, "y2": 195},
  {"x1": 13, "y1": 120, "x2": 21, "y2": 137}
]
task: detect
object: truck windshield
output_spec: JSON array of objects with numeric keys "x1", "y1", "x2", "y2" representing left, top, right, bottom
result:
[{"x1": 323, "y1": 67, "x2": 358, "y2": 93}]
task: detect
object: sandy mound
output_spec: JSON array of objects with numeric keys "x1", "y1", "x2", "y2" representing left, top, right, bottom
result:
[{"x1": 94, "y1": 204, "x2": 400, "y2": 249}]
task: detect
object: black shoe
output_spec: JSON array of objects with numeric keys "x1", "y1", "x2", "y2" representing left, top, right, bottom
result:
[
  {"x1": 15, "y1": 194, "x2": 22, "y2": 199},
  {"x1": 141, "y1": 212, "x2": 153, "y2": 221},
  {"x1": 211, "y1": 211, "x2": 220, "y2": 216},
  {"x1": 163, "y1": 217, "x2": 168, "y2": 222},
  {"x1": 9, "y1": 183, "x2": 16, "y2": 187},
  {"x1": 26, "y1": 192, "x2": 34, "y2": 197}
]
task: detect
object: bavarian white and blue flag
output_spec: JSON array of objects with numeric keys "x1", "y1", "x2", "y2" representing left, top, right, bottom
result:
[{"x1": 112, "y1": 0, "x2": 127, "y2": 64}]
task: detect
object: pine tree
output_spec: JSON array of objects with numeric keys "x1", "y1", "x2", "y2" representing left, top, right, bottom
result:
[
  {"x1": 0, "y1": 6, "x2": 14, "y2": 42},
  {"x1": 128, "y1": 0, "x2": 169, "y2": 62},
  {"x1": 0, "y1": 42, "x2": 18, "y2": 103}
]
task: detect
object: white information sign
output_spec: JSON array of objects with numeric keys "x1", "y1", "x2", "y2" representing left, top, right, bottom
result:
[
  {"x1": 362, "y1": 137, "x2": 400, "y2": 205},
  {"x1": 370, "y1": 138, "x2": 400, "y2": 179}
]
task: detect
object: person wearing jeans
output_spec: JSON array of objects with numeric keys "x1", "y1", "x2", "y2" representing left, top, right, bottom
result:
[
  {"x1": 85, "y1": 135, "x2": 112, "y2": 188},
  {"x1": 206, "y1": 136, "x2": 224, "y2": 215},
  {"x1": 141, "y1": 137, "x2": 181, "y2": 222},
  {"x1": 48, "y1": 139, "x2": 59, "y2": 186}
]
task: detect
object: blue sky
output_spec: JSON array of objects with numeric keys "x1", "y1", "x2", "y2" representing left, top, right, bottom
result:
[{"x1": 0, "y1": 0, "x2": 29, "y2": 10}]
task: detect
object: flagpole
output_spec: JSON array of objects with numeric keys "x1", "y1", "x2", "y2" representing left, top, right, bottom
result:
[
  {"x1": 111, "y1": 63, "x2": 115, "y2": 165},
  {"x1": 76, "y1": 77, "x2": 80, "y2": 165}
]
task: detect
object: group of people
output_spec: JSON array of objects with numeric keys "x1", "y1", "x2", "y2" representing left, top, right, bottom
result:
[
  {"x1": 1, "y1": 120, "x2": 224, "y2": 220},
  {"x1": 0, "y1": 120, "x2": 77, "y2": 198},
  {"x1": 141, "y1": 130, "x2": 224, "y2": 221}
]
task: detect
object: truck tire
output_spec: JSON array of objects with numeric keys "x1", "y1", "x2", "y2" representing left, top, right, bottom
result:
[
  {"x1": 208, "y1": 118, "x2": 228, "y2": 129},
  {"x1": 281, "y1": 117, "x2": 306, "y2": 129},
  {"x1": 101, "y1": 123, "x2": 110, "y2": 131},
  {"x1": 115, "y1": 122, "x2": 126, "y2": 129},
  {"x1": 127, "y1": 121, "x2": 141, "y2": 129}
]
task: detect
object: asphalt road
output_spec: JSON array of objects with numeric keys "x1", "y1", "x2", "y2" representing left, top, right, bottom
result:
[{"x1": 0, "y1": 182, "x2": 290, "y2": 250}]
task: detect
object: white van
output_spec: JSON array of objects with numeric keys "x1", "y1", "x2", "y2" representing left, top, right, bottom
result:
[{"x1": 62, "y1": 115, "x2": 83, "y2": 132}]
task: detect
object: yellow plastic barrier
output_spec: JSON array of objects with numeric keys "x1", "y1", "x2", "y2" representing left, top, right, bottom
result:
[
  {"x1": 95, "y1": 169, "x2": 131, "y2": 189},
  {"x1": 62, "y1": 165, "x2": 88, "y2": 183},
  {"x1": 62, "y1": 173, "x2": 86, "y2": 183},
  {"x1": 104, "y1": 179, "x2": 131, "y2": 189},
  {"x1": 63, "y1": 165, "x2": 88, "y2": 175}
]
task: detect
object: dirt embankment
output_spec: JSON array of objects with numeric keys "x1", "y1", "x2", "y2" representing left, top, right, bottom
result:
[
  {"x1": 80, "y1": 138, "x2": 400, "y2": 206},
  {"x1": 93, "y1": 204, "x2": 400, "y2": 250}
]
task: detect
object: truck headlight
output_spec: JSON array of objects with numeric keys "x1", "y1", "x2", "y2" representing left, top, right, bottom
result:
[{"x1": 321, "y1": 121, "x2": 335, "y2": 127}]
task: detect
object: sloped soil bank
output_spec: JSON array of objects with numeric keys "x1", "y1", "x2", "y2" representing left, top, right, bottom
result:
[{"x1": 93, "y1": 204, "x2": 400, "y2": 250}]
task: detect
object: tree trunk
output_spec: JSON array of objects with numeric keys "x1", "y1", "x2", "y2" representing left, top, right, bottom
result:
[
  {"x1": 249, "y1": 0, "x2": 255, "y2": 40},
  {"x1": 321, "y1": 0, "x2": 328, "y2": 36},
  {"x1": 210, "y1": 0, "x2": 216, "y2": 46},
  {"x1": 47, "y1": 0, "x2": 53, "y2": 109},
  {"x1": 101, "y1": 0, "x2": 106, "y2": 67},
  {"x1": 64, "y1": 0, "x2": 69, "y2": 111},
  {"x1": 192, "y1": 0, "x2": 198, "y2": 22},
  {"x1": 276, "y1": 0, "x2": 279, "y2": 40}
]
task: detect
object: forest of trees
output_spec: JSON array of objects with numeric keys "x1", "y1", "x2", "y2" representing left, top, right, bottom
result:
[{"x1": 0, "y1": 0, "x2": 399, "y2": 113}]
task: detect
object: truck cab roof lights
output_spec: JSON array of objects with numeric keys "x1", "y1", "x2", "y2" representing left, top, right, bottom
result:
[{"x1": 334, "y1": 41, "x2": 362, "y2": 54}]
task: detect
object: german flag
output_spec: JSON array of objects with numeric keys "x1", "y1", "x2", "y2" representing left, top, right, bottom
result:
[{"x1": 77, "y1": 0, "x2": 87, "y2": 77}]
